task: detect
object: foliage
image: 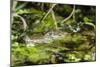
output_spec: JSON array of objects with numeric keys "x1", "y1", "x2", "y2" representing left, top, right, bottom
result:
[{"x1": 11, "y1": 1, "x2": 96, "y2": 66}]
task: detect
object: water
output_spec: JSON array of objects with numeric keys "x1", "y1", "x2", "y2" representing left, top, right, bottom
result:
[{"x1": 24, "y1": 31, "x2": 68, "y2": 46}]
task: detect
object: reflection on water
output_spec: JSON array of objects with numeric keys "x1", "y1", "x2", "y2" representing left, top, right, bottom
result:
[{"x1": 23, "y1": 31, "x2": 68, "y2": 46}]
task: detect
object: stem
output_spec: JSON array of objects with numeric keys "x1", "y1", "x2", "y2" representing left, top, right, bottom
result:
[
  {"x1": 13, "y1": 13, "x2": 27, "y2": 31},
  {"x1": 40, "y1": 4, "x2": 57, "y2": 22},
  {"x1": 12, "y1": 1, "x2": 18, "y2": 11},
  {"x1": 12, "y1": 1, "x2": 28, "y2": 31},
  {"x1": 11, "y1": 1, "x2": 18, "y2": 24},
  {"x1": 61, "y1": 5, "x2": 75, "y2": 24},
  {"x1": 73, "y1": 5, "x2": 76, "y2": 22},
  {"x1": 51, "y1": 10, "x2": 58, "y2": 30},
  {"x1": 16, "y1": 2, "x2": 28, "y2": 11},
  {"x1": 41, "y1": 3, "x2": 44, "y2": 11}
]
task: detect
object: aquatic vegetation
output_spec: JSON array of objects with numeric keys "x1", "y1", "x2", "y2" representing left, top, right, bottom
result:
[{"x1": 11, "y1": 1, "x2": 96, "y2": 66}]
